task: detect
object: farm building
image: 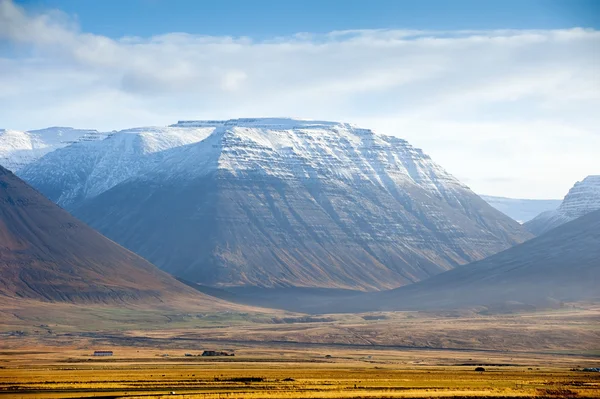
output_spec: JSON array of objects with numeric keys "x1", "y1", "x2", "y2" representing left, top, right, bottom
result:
[
  {"x1": 93, "y1": 351, "x2": 113, "y2": 356},
  {"x1": 201, "y1": 350, "x2": 234, "y2": 357}
]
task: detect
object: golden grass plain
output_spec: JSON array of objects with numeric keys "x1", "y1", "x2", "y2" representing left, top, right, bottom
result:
[
  {"x1": 1, "y1": 302, "x2": 599, "y2": 398},
  {"x1": 1, "y1": 345, "x2": 599, "y2": 399}
]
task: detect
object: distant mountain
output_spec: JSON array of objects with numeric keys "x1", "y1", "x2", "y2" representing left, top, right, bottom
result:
[
  {"x1": 18, "y1": 126, "x2": 213, "y2": 207},
  {"x1": 19, "y1": 118, "x2": 532, "y2": 291},
  {"x1": 0, "y1": 127, "x2": 107, "y2": 172},
  {"x1": 525, "y1": 176, "x2": 600, "y2": 236},
  {"x1": 480, "y1": 195, "x2": 561, "y2": 223},
  {"x1": 0, "y1": 165, "x2": 226, "y2": 307},
  {"x1": 319, "y1": 209, "x2": 600, "y2": 312}
]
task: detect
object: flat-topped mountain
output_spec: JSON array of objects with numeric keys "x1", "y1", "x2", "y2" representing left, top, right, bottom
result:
[
  {"x1": 19, "y1": 118, "x2": 532, "y2": 290},
  {"x1": 525, "y1": 176, "x2": 600, "y2": 235},
  {"x1": 0, "y1": 165, "x2": 228, "y2": 308}
]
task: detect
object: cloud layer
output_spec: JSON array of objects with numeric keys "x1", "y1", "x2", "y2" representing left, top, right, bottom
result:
[{"x1": 1, "y1": 0, "x2": 599, "y2": 198}]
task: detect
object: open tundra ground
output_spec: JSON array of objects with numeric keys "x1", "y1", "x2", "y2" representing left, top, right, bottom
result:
[
  {"x1": 1, "y1": 301, "x2": 599, "y2": 356},
  {"x1": 1, "y1": 345, "x2": 599, "y2": 399},
  {"x1": 1, "y1": 303, "x2": 599, "y2": 398}
]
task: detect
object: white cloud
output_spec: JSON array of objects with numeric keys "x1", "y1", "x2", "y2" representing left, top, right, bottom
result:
[{"x1": 0, "y1": 0, "x2": 599, "y2": 198}]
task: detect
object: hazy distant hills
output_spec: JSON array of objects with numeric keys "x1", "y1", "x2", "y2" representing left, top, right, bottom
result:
[
  {"x1": 328, "y1": 209, "x2": 600, "y2": 312},
  {"x1": 18, "y1": 118, "x2": 532, "y2": 291},
  {"x1": 525, "y1": 176, "x2": 600, "y2": 236},
  {"x1": 480, "y1": 195, "x2": 560, "y2": 223},
  {"x1": 0, "y1": 165, "x2": 226, "y2": 307}
]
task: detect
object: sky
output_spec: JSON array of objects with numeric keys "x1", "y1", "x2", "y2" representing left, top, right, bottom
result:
[{"x1": 1, "y1": 0, "x2": 599, "y2": 199}]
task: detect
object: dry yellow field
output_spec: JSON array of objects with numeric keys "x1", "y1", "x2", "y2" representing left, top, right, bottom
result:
[
  {"x1": 1, "y1": 342, "x2": 599, "y2": 399},
  {"x1": 1, "y1": 304, "x2": 599, "y2": 398}
]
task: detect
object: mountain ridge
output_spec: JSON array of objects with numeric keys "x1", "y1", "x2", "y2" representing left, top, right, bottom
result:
[
  {"x1": 16, "y1": 118, "x2": 531, "y2": 291},
  {"x1": 309, "y1": 208, "x2": 600, "y2": 313},
  {"x1": 0, "y1": 127, "x2": 107, "y2": 172},
  {"x1": 525, "y1": 175, "x2": 600, "y2": 235}
]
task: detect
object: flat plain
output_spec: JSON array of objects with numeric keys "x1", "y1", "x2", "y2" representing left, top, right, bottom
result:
[
  {"x1": 1, "y1": 346, "x2": 599, "y2": 398},
  {"x1": 1, "y1": 302, "x2": 599, "y2": 398}
]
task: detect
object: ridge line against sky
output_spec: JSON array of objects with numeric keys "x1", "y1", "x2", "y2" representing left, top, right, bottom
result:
[{"x1": 1, "y1": 0, "x2": 599, "y2": 199}]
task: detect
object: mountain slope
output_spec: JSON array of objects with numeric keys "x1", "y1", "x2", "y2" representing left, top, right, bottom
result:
[
  {"x1": 30, "y1": 118, "x2": 533, "y2": 291},
  {"x1": 525, "y1": 176, "x2": 600, "y2": 235},
  {"x1": 0, "y1": 165, "x2": 228, "y2": 307},
  {"x1": 480, "y1": 195, "x2": 560, "y2": 223},
  {"x1": 334, "y1": 209, "x2": 600, "y2": 312},
  {"x1": 0, "y1": 127, "x2": 107, "y2": 172}
]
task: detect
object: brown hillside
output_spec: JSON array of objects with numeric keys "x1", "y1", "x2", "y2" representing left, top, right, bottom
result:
[{"x1": 0, "y1": 165, "x2": 228, "y2": 307}]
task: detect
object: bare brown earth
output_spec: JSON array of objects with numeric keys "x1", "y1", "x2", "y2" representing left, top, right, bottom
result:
[{"x1": 1, "y1": 301, "x2": 599, "y2": 360}]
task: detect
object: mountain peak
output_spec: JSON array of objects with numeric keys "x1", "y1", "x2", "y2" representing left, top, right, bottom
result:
[
  {"x1": 19, "y1": 120, "x2": 467, "y2": 207},
  {"x1": 525, "y1": 175, "x2": 600, "y2": 235},
  {"x1": 558, "y1": 175, "x2": 600, "y2": 216},
  {"x1": 0, "y1": 127, "x2": 108, "y2": 172}
]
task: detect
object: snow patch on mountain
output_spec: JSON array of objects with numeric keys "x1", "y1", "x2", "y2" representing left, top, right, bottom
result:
[
  {"x1": 20, "y1": 119, "x2": 473, "y2": 209},
  {"x1": 18, "y1": 126, "x2": 215, "y2": 206},
  {"x1": 161, "y1": 119, "x2": 469, "y2": 201},
  {"x1": 0, "y1": 127, "x2": 106, "y2": 172}
]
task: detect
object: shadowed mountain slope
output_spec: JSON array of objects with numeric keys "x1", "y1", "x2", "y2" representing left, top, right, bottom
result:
[
  {"x1": 327, "y1": 209, "x2": 600, "y2": 312},
  {"x1": 0, "y1": 165, "x2": 232, "y2": 308}
]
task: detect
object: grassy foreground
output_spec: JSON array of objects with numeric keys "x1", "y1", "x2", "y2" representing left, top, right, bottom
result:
[
  {"x1": 1, "y1": 304, "x2": 599, "y2": 398},
  {"x1": 1, "y1": 345, "x2": 599, "y2": 399}
]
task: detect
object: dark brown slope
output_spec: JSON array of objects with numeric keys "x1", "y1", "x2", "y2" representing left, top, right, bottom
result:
[
  {"x1": 0, "y1": 165, "x2": 224, "y2": 305},
  {"x1": 313, "y1": 209, "x2": 600, "y2": 313}
]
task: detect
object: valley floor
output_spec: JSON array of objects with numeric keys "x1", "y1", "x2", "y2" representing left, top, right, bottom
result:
[
  {"x1": 1, "y1": 302, "x2": 599, "y2": 398},
  {"x1": 0, "y1": 345, "x2": 599, "y2": 398}
]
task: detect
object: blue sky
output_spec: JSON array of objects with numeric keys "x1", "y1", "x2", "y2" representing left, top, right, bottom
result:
[
  {"x1": 17, "y1": 0, "x2": 600, "y2": 37},
  {"x1": 2, "y1": 0, "x2": 600, "y2": 198}
]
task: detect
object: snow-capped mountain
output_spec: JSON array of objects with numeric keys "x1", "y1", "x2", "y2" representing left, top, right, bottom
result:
[
  {"x1": 154, "y1": 119, "x2": 468, "y2": 194},
  {"x1": 19, "y1": 126, "x2": 214, "y2": 207},
  {"x1": 480, "y1": 195, "x2": 561, "y2": 223},
  {"x1": 20, "y1": 118, "x2": 533, "y2": 290},
  {"x1": 525, "y1": 175, "x2": 600, "y2": 235},
  {"x1": 0, "y1": 127, "x2": 107, "y2": 172}
]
